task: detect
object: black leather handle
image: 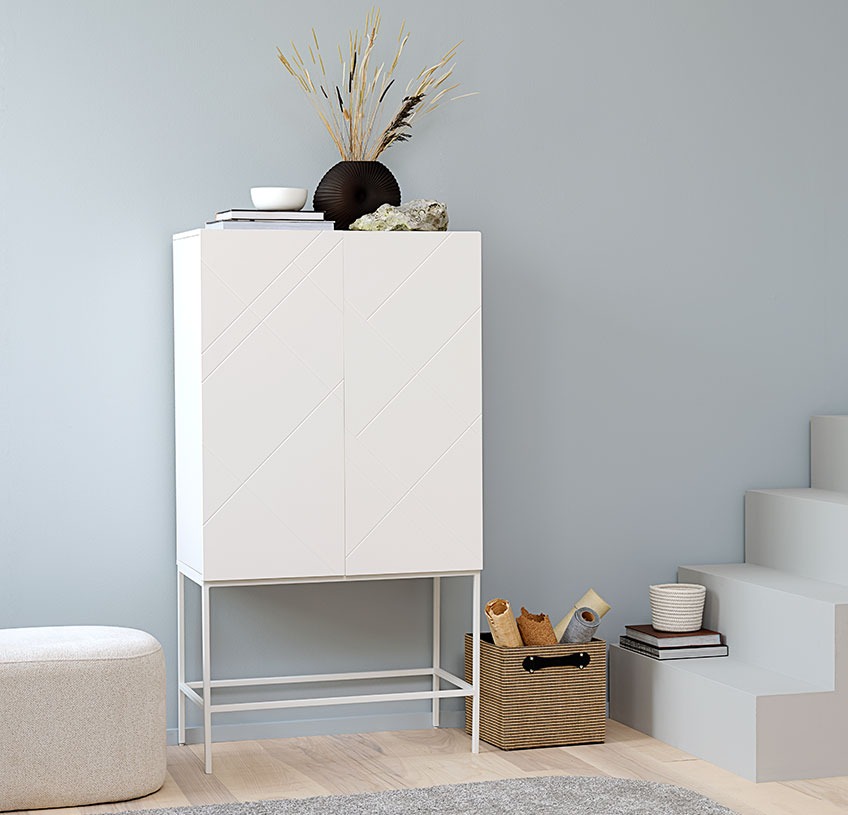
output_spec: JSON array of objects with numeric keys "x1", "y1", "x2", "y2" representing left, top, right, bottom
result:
[{"x1": 522, "y1": 652, "x2": 591, "y2": 673}]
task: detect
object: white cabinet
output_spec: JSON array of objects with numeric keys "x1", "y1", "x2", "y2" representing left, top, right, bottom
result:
[
  {"x1": 174, "y1": 230, "x2": 482, "y2": 582},
  {"x1": 173, "y1": 228, "x2": 483, "y2": 772}
]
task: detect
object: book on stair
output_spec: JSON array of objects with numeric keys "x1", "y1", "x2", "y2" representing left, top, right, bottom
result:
[
  {"x1": 624, "y1": 624, "x2": 722, "y2": 648},
  {"x1": 619, "y1": 635, "x2": 728, "y2": 660}
]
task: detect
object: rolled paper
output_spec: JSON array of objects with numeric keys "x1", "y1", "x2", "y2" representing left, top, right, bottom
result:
[
  {"x1": 562, "y1": 606, "x2": 601, "y2": 643},
  {"x1": 516, "y1": 607, "x2": 558, "y2": 646},
  {"x1": 554, "y1": 588, "x2": 611, "y2": 642},
  {"x1": 484, "y1": 598, "x2": 523, "y2": 647}
]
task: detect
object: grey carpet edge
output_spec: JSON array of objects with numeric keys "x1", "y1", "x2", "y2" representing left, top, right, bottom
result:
[{"x1": 109, "y1": 775, "x2": 740, "y2": 815}]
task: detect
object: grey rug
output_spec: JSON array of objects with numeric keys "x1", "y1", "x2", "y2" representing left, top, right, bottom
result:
[{"x1": 122, "y1": 776, "x2": 739, "y2": 814}]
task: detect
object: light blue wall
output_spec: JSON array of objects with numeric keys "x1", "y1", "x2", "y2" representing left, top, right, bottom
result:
[{"x1": 2, "y1": 1, "x2": 847, "y2": 739}]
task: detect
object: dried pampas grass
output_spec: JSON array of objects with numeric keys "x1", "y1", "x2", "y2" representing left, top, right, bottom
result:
[{"x1": 277, "y1": 7, "x2": 472, "y2": 161}]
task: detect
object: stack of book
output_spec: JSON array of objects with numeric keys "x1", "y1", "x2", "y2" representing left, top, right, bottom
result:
[
  {"x1": 205, "y1": 209, "x2": 334, "y2": 231},
  {"x1": 619, "y1": 624, "x2": 728, "y2": 660}
]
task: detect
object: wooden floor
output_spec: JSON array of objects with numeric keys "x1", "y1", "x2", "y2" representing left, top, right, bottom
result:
[{"x1": 17, "y1": 722, "x2": 848, "y2": 815}]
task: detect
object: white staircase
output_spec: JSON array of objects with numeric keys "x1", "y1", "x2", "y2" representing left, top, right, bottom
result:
[{"x1": 610, "y1": 416, "x2": 848, "y2": 782}]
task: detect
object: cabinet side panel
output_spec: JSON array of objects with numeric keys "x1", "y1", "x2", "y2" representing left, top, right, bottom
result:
[
  {"x1": 344, "y1": 232, "x2": 483, "y2": 576},
  {"x1": 173, "y1": 235, "x2": 204, "y2": 574}
]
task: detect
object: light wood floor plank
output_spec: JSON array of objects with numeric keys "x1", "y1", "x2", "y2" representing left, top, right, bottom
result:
[
  {"x1": 206, "y1": 740, "x2": 327, "y2": 802},
  {"x1": 494, "y1": 744, "x2": 612, "y2": 776},
  {"x1": 166, "y1": 746, "x2": 238, "y2": 806},
  {"x1": 784, "y1": 777, "x2": 848, "y2": 810}
]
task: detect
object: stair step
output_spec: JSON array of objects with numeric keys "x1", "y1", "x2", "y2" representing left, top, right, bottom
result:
[
  {"x1": 812, "y1": 415, "x2": 848, "y2": 493},
  {"x1": 745, "y1": 488, "x2": 848, "y2": 584},
  {"x1": 679, "y1": 563, "x2": 848, "y2": 687},
  {"x1": 609, "y1": 643, "x2": 844, "y2": 781},
  {"x1": 682, "y1": 561, "x2": 848, "y2": 601},
  {"x1": 655, "y1": 649, "x2": 826, "y2": 693},
  {"x1": 612, "y1": 644, "x2": 826, "y2": 696}
]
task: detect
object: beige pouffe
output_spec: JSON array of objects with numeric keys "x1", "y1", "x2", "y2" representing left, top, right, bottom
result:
[{"x1": 0, "y1": 626, "x2": 166, "y2": 811}]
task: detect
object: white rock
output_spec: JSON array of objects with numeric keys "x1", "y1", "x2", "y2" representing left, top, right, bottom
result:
[{"x1": 349, "y1": 199, "x2": 448, "y2": 231}]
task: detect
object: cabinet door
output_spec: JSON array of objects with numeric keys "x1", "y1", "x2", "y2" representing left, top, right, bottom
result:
[
  {"x1": 344, "y1": 233, "x2": 482, "y2": 575},
  {"x1": 199, "y1": 231, "x2": 345, "y2": 580}
]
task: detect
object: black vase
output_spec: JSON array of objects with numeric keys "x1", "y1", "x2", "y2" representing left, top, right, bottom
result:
[{"x1": 313, "y1": 161, "x2": 401, "y2": 230}]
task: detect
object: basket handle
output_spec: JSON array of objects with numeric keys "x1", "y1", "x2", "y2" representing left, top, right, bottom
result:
[{"x1": 522, "y1": 652, "x2": 590, "y2": 673}]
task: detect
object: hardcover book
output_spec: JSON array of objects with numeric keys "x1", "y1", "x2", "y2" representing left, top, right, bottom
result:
[
  {"x1": 215, "y1": 209, "x2": 325, "y2": 221},
  {"x1": 205, "y1": 220, "x2": 333, "y2": 231},
  {"x1": 624, "y1": 624, "x2": 722, "y2": 648},
  {"x1": 619, "y1": 636, "x2": 728, "y2": 660}
]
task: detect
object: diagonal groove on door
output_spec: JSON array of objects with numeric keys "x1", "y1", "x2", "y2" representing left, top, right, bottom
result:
[
  {"x1": 200, "y1": 260, "x2": 251, "y2": 352},
  {"x1": 203, "y1": 269, "x2": 339, "y2": 386},
  {"x1": 259, "y1": 277, "x2": 341, "y2": 393},
  {"x1": 202, "y1": 441, "x2": 339, "y2": 574},
  {"x1": 204, "y1": 385, "x2": 342, "y2": 527},
  {"x1": 242, "y1": 483, "x2": 340, "y2": 575},
  {"x1": 365, "y1": 234, "x2": 450, "y2": 320},
  {"x1": 354, "y1": 307, "x2": 481, "y2": 439},
  {"x1": 201, "y1": 232, "x2": 339, "y2": 359},
  {"x1": 345, "y1": 415, "x2": 482, "y2": 560}
]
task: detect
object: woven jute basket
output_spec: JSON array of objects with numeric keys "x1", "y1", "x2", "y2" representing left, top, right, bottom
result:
[{"x1": 464, "y1": 633, "x2": 606, "y2": 750}]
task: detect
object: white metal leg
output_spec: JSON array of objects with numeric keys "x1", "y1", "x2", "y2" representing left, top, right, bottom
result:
[
  {"x1": 177, "y1": 570, "x2": 186, "y2": 746},
  {"x1": 201, "y1": 582, "x2": 213, "y2": 774},
  {"x1": 471, "y1": 571, "x2": 480, "y2": 754},
  {"x1": 432, "y1": 576, "x2": 441, "y2": 727}
]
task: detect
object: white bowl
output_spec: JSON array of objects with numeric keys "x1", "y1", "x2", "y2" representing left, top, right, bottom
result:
[
  {"x1": 649, "y1": 583, "x2": 706, "y2": 632},
  {"x1": 250, "y1": 186, "x2": 308, "y2": 211}
]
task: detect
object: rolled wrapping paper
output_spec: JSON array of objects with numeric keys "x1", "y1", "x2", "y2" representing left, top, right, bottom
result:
[
  {"x1": 561, "y1": 606, "x2": 601, "y2": 643},
  {"x1": 516, "y1": 607, "x2": 558, "y2": 646},
  {"x1": 484, "y1": 598, "x2": 523, "y2": 647},
  {"x1": 554, "y1": 588, "x2": 611, "y2": 642}
]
